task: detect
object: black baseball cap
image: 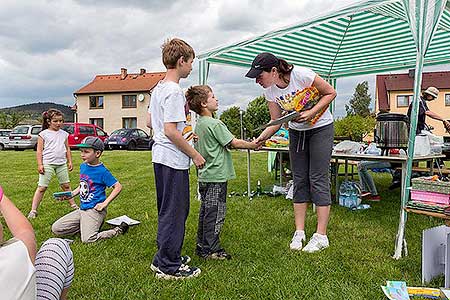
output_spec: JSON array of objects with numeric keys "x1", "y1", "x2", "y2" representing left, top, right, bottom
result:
[
  {"x1": 245, "y1": 52, "x2": 279, "y2": 78},
  {"x1": 77, "y1": 136, "x2": 105, "y2": 151}
]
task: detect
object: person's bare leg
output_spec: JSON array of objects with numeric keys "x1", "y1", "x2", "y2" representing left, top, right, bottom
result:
[
  {"x1": 31, "y1": 186, "x2": 47, "y2": 212},
  {"x1": 293, "y1": 202, "x2": 308, "y2": 231},
  {"x1": 61, "y1": 183, "x2": 76, "y2": 208},
  {"x1": 316, "y1": 205, "x2": 330, "y2": 235}
]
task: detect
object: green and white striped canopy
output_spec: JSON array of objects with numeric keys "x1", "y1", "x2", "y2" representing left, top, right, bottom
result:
[
  {"x1": 198, "y1": 0, "x2": 450, "y2": 79},
  {"x1": 199, "y1": 0, "x2": 450, "y2": 260}
]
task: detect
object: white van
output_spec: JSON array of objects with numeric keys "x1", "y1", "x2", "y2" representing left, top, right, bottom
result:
[{"x1": 0, "y1": 129, "x2": 11, "y2": 150}]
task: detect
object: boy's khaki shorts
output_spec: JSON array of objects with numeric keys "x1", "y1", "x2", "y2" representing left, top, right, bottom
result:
[{"x1": 38, "y1": 164, "x2": 70, "y2": 187}]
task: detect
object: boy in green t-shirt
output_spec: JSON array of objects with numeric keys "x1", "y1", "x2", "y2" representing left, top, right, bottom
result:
[{"x1": 186, "y1": 85, "x2": 257, "y2": 260}]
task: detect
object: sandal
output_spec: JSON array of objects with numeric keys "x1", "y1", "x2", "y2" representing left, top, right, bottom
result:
[{"x1": 27, "y1": 210, "x2": 38, "y2": 219}]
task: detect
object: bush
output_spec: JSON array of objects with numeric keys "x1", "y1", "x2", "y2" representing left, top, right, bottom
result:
[{"x1": 334, "y1": 114, "x2": 376, "y2": 142}]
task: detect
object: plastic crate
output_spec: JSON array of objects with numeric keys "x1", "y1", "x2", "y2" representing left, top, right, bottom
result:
[{"x1": 411, "y1": 190, "x2": 450, "y2": 205}]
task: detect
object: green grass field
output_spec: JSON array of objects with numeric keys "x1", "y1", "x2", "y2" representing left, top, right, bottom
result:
[{"x1": 0, "y1": 150, "x2": 445, "y2": 299}]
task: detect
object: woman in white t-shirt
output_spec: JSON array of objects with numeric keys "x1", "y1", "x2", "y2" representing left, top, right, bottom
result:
[
  {"x1": 1, "y1": 185, "x2": 75, "y2": 300},
  {"x1": 247, "y1": 52, "x2": 336, "y2": 253},
  {"x1": 28, "y1": 109, "x2": 77, "y2": 219}
]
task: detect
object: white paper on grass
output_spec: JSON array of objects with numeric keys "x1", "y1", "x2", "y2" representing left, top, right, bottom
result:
[{"x1": 106, "y1": 215, "x2": 140, "y2": 226}]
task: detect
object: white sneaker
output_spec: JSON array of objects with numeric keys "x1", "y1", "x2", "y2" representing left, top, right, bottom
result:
[
  {"x1": 302, "y1": 233, "x2": 329, "y2": 253},
  {"x1": 289, "y1": 230, "x2": 306, "y2": 250}
]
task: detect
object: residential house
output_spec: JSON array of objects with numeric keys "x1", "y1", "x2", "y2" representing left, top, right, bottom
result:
[
  {"x1": 376, "y1": 71, "x2": 450, "y2": 136},
  {"x1": 73, "y1": 68, "x2": 165, "y2": 134}
]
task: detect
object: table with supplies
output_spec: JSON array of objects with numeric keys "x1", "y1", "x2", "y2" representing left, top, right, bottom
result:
[{"x1": 248, "y1": 147, "x2": 445, "y2": 258}]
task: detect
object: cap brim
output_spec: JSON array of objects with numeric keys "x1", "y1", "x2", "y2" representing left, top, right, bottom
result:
[
  {"x1": 245, "y1": 68, "x2": 263, "y2": 79},
  {"x1": 424, "y1": 91, "x2": 438, "y2": 98},
  {"x1": 76, "y1": 143, "x2": 93, "y2": 149}
]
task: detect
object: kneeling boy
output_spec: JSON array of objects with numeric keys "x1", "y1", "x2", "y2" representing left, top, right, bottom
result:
[{"x1": 52, "y1": 137, "x2": 128, "y2": 243}]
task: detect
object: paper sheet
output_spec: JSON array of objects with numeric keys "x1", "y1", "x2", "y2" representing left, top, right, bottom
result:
[{"x1": 106, "y1": 215, "x2": 140, "y2": 226}]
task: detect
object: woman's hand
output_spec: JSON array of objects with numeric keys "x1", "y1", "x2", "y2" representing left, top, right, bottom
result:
[{"x1": 293, "y1": 109, "x2": 316, "y2": 123}]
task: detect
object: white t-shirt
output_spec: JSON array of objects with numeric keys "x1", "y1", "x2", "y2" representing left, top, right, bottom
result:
[
  {"x1": 0, "y1": 238, "x2": 36, "y2": 300},
  {"x1": 149, "y1": 81, "x2": 191, "y2": 170},
  {"x1": 264, "y1": 66, "x2": 333, "y2": 131},
  {"x1": 39, "y1": 129, "x2": 69, "y2": 165}
]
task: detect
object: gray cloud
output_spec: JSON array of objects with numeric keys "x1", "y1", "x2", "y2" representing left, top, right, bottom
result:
[{"x1": 1, "y1": 0, "x2": 449, "y2": 118}]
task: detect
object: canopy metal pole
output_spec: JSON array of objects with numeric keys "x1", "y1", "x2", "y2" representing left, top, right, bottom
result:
[{"x1": 393, "y1": 51, "x2": 423, "y2": 259}]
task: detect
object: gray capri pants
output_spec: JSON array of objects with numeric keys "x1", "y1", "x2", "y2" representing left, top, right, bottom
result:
[
  {"x1": 289, "y1": 123, "x2": 334, "y2": 206},
  {"x1": 35, "y1": 238, "x2": 74, "y2": 300}
]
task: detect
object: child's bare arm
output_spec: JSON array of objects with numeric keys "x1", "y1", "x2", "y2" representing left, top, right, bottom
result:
[
  {"x1": 36, "y1": 136, "x2": 44, "y2": 174},
  {"x1": 229, "y1": 138, "x2": 257, "y2": 149},
  {"x1": 65, "y1": 139, "x2": 73, "y2": 171},
  {"x1": 94, "y1": 182, "x2": 122, "y2": 211}
]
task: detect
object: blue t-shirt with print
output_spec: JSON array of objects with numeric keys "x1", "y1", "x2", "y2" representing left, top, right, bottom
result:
[{"x1": 79, "y1": 162, "x2": 118, "y2": 210}]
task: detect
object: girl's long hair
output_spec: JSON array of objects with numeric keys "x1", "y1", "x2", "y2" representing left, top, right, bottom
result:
[
  {"x1": 276, "y1": 58, "x2": 294, "y2": 85},
  {"x1": 42, "y1": 108, "x2": 64, "y2": 130}
]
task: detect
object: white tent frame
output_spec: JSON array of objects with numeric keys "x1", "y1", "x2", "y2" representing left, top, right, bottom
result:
[{"x1": 198, "y1": 0, "x2": 450, "y2": 259}]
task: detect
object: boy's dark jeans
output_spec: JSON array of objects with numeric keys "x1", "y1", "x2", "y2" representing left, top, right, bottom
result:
[
  {"x1": 152, "y1": 163, "x2": 190, "y2": 274},
  {"x1": 196, "y1": 182, "x2": 227, "y2": 256}
]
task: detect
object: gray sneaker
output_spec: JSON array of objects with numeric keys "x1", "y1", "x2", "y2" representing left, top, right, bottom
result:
[{"x1": 155, "y1": 264, "x2": 201, "y2": 280}]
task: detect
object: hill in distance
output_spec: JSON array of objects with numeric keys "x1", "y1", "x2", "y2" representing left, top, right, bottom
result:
[{"x1": 0, "y1": 102, "x2": 75, "y2": 123}]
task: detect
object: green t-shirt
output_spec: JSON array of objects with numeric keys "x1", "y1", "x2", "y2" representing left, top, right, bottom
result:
[{"x1": 194, "y1": 116, "x2": 236, "y2": 182}]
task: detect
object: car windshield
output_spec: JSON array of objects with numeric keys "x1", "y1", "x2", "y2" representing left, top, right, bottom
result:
[
  {"x1": 12, "y1": 126, "x2": 29, "y2": 134},
  {"x1": 111, "y1": 129, "x2": 129, "y2": 136}
]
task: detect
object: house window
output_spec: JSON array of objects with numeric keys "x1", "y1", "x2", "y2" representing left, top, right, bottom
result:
[
  {"x1": 396, "y1": 95, "x2": 413, "y2": 107},
  {"x1": 445, "y1": 94, "x2": 450, "y2": 106},
  {"x1": 122, "y1": 95, "x2": 137, "y2": 108},
  {"x1": 90, "y1": 118, "x2": 104, "y2": 129},
  {"x1": 89, "y1": 96, "x2": 104, "y2": 109},
  {"x1": 122, "y1": 117, "x2": 137, "y2": 129}
]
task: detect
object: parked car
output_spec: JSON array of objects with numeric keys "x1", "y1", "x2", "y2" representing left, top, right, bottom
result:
[
  {"x1": 62, "y1": 123, "x2": 108, "y2": 148},
  {"x1": 105, "y1": 128, "x2": 152, "y2": 150},
  {"x1": 8, "y1": 125, "x2": 42, "y2": 150},
  {"x1": 0, "y1": 129, "x2": 12, "y2": 150}
]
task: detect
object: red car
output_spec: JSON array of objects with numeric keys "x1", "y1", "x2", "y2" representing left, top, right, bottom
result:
[{"x1": 62, "y1": 123, "x2": 108, "y2": 148}]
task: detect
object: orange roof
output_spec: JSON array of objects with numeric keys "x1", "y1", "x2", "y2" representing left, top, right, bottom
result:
[{"x1": 74, "y1": 71, "x2": 165, "y2": 95}]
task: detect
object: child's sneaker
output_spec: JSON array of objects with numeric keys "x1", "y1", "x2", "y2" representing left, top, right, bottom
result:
[
  {"x1": 155, "y1": 264, "x2": 201, "y2": 280},
  {"x1": 360, "y1": 191, "x2": 371, "y2": 197},
  {"x1": 200, "y1": 250, "x2": 232, "y2": 260},
  {"x1": 27, "y1": 210, "x2": 38, "y2": 219},
  {"x1": 302, "y1": 233, "x2": 329, "y2": 253},
  {"x1": 150, "y1": 255, "x2": 191, "y2": 273},
  {"x1": 289, "y1": 230, "x2": 306, "y2": 250},
  {"x1": 117, "y1": 222, "x2": 129, "y2": 234},
  {"x1": 367, "y1": 195, "x2": 381, "y2": 201}
]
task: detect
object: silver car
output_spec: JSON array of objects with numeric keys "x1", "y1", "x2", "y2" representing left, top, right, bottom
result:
[
  {"x1": 0, "y1": 129, "x2": 12, "y2": 150},
  {"x1": 8, "y1": 125, "x2": 42, "y2": 150}
]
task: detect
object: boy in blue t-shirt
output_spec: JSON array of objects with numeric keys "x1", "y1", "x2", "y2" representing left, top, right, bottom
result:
[{"x1": 52, "y1": 137, "x2": 128, "y2": 243}]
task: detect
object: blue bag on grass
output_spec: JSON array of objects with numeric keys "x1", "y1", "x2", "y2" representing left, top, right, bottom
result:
[{"x1": 339, "y1": 181, "x2": 362, "y2": 209}]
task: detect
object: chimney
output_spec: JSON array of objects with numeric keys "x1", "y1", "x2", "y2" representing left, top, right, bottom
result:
[
  {"x1": 120, "y1": 68, "x2": 127, "y2": 80},
  {"x1": 140, "y1": 68, "x2": 146, "y2": 75}
]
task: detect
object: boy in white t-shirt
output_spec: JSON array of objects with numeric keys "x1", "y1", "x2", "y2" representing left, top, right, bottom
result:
[{"x1": 148, "y1": 38, "x2": 205, "y2": 280}]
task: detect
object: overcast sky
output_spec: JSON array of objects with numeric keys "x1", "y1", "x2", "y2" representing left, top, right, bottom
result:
[{"x1": 1, "y1": 0, "x2": 449, "y2": 118}]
